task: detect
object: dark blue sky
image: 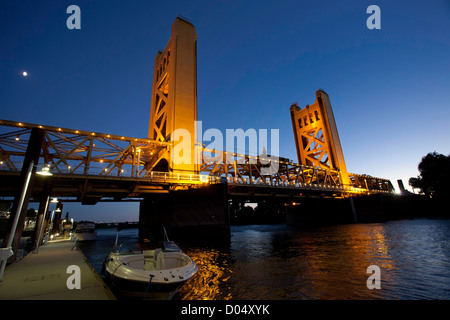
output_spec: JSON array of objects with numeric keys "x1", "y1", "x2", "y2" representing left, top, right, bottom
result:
[{"x1": 1, "y1": 1, "x2": 449, "y2": 222}]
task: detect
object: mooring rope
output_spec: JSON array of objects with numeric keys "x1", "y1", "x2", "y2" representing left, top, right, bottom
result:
[{"x1": 143, "y1": 274, "x2": 155, "y2": 300}]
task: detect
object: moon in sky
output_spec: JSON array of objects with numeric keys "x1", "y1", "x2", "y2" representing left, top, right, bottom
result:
[{"x1": 22, "y1": 71, "x2": 28, "y2": 76}]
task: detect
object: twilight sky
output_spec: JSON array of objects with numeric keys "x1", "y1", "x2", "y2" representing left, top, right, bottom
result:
[{"x1": 1, "y1": 0, "x2": 449, "y2": 222}]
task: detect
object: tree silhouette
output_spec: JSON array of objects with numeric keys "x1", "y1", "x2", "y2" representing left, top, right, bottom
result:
[{"x1": 409, "y1": 152, "x2": 450, "y2": 199}]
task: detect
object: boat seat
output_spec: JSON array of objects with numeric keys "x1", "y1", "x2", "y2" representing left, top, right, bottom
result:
[
  {"x1": 143, "y1": 249, "x2": 165, "y2": 270},
  {"x1": 144, "y1": 259, "x2": 156, "y2": 270},
  {"x1": 155, "y1": 249, "x2": 165, "y2": 270}
]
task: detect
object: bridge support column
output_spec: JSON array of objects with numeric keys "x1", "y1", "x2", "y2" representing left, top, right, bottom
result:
[
  {"x1": 2, "y1": 128, "x2": 45, "y2": 261},
  {"x1": 139, "y1": 184, "x2": 230, "y2": 243}
]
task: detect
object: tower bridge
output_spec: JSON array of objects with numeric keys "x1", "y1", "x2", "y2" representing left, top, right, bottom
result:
[
  {"x1": 0, "y1": 117, "x2": 392, "y2": 201},
  {"x1": 1, "y1": 17, "x2": 395, "y2": 250}
]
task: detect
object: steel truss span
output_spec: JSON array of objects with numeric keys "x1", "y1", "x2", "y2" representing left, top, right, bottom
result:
[{"x1": 0, "y1": 119, "x2": 394, "y2": 203}]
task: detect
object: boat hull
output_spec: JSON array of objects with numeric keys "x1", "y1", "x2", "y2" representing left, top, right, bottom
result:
[
  {"x1": 102, "y1": 250, "x2": 198, "y2": 295},
  {"x1": 74, "y1": 231, "x2": 97, "y2": 241},
  {"x1": 103, "y1": 271, "x2": 186, "y2": 294},
  {"x1": 74, "y1": 222, "x2": 96, "y2": 241}
]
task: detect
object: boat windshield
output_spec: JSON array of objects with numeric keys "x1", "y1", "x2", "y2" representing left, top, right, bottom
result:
[
  {"x1": 162, "y1": 241, "x2": 181, "y2": 252},
  {"x1": 111, "y1": 242, "x2": 141, "y2": 255}
]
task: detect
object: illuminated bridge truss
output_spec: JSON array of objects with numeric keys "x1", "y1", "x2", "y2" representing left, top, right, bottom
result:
[
  {"x1": 0, "y1": 120, "x2": 216, "y2": 203},
  {"x1": 0, "y1": 119, "x2": 394, "y2": 202},
  {"x1": 200, "y1": 148, "x2": 394, "y2": 195},
  {"x1": 0, "y1": 120, "x2": 176, "y2": 177}
]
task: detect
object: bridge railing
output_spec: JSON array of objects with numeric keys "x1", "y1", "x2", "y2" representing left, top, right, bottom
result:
[
  {"x1": 0, "y1": 160, "x2": 221, "y2": 185},
  {"x1": 204, "y1": 173, "x2": 392, "y2": 194}
]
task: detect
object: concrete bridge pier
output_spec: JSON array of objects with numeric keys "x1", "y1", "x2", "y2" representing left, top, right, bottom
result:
[
  {"x1": 286, "y1": 193, "x2": 436, "y2": 227},
  {"x1": 139, "y1": 184, "x2": 230, "y2": 244},
  {"x1": 285, "y1": 197, "x2": 355, "y2": 226}
]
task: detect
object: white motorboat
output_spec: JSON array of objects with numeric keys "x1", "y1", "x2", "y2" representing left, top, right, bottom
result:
[
  {"x1": 102, "y1": 232, "x2": 198, "y2": 294},
  {"x1": 74, "y1": 221, "x2": 96, "y2": 241}
]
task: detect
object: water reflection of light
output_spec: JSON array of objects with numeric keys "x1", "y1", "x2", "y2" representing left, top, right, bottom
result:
[
  {"x1": 294, "y1": 224, "x2": 398, "y2": 299},
  {"x1": 370, "y1": 225, "x2": 394, "y2": 268},
  {"x1": 176, "y1": 248, "x2": 232, "y2": 300}
]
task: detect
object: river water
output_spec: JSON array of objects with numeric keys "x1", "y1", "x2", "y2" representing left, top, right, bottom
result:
[{"x1": 79, "y1": 218, "x2": 450, "y2": 300}]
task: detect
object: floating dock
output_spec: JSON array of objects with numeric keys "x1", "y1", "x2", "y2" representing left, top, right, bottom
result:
[{"x1": 0, "y1": 240, "x2": 115, "y2": 300}]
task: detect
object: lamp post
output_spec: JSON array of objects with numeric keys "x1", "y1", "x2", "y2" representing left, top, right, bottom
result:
[
  {"x1": 32, "y1": 196, "x2": 50, "y2": 253},
  {"x1": 32, "y1": 166, "x2": 54, "y2": 253},
  {"x1": 52, "y1": 207, "x2": 62, "y2": 239},
  {"x1": 44, "y1": 198, "x2": 59, "y2": 243}
]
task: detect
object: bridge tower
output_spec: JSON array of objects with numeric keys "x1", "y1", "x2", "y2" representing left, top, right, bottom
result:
[
  {"x1": 141, "y1": 17, "x2": 230, "y2": 241},
  {"x1": 148, "y1": 17, "x2": 198, "y2": 174},
  {"x1": 290, "y1": 90, "x2": 351, "y2": 186}
]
